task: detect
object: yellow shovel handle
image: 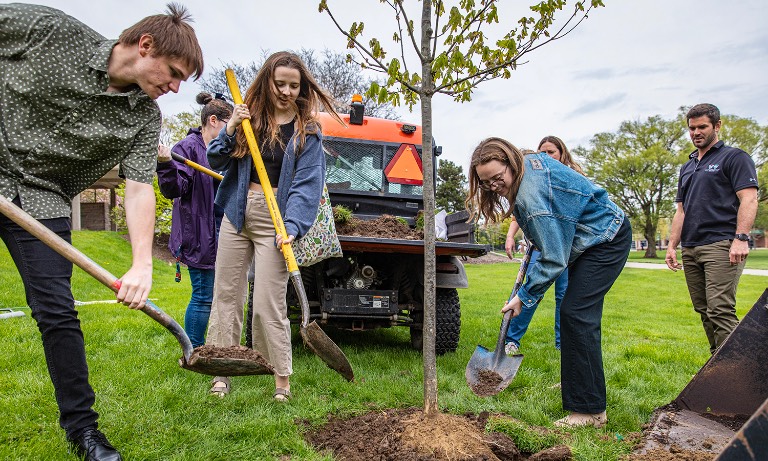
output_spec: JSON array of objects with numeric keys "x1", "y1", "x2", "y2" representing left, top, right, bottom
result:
[{"x1": 225, "y1": 69, "x2": 299, "y2": 273}]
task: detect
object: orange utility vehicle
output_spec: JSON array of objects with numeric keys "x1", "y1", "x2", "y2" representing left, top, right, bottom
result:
[{"x1": 248, "y1": 101, "x2": 487, "y2": 354}]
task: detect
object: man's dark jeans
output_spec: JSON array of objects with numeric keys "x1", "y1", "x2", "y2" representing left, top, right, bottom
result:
[
  {"x1": 0, "y1": 199, "x2": 98, "y2": 438},
  {"x1": 560, "y1": 217, "x2": 632, "y2": 414}
]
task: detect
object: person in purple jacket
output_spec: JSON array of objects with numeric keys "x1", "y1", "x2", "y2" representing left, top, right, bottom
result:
[{"x1": 157, "y1": 92, "x2": 233, "y2": 347}]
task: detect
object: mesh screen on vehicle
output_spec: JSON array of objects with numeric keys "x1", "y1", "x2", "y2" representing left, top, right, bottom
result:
[{"x1": 323, "y1": 139, "x2": 424, "y2": 196}]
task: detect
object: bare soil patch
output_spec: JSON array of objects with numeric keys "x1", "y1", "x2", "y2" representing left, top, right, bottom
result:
[{"x1": 304, "y1": 408, "x2": 572, "y2": 461}]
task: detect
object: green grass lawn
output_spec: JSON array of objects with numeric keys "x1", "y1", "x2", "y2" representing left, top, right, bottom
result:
[{"x1": 1, "y1": 231, "x2": 766, "y2": 460}]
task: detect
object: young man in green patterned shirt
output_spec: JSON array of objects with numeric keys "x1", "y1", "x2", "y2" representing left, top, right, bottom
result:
[{"x1": 0, "y1": 4, "x2": 203, "y2": 460}]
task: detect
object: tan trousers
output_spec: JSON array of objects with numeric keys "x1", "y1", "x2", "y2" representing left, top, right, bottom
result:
[
  {"x1": 206, "y1": 191, "x2": 292, "y2": 376},
  {"x1": 682, "y1": 239, "x2": 744, "y2": 354}
]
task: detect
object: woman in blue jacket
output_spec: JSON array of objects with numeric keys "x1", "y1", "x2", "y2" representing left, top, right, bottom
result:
[
  {"x1": 157, "y1": 92, "x2": 232, "y2": 348},
  {"x1": 466, "y1": 137, "x2": 631, "y2": 428},
  {"x1": 205, "y1": 52, "x2": 342, "y2": 400},
  {"x1": 503, "y1": 136, "x2": 583, "y2": 354}
]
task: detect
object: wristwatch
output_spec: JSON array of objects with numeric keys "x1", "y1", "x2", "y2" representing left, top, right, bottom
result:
[{"x1": 735, "y1": 233, "x2": 750, "y2": 241}]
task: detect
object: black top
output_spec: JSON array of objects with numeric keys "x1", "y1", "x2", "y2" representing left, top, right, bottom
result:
[
  {"x1": 251, "y1": 121, "x2": 295, "y2": 187},
  {"x1": 675, "y1": 140, "x2": 757, "y2": 247}
]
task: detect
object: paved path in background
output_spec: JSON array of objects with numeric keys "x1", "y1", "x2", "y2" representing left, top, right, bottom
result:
[
  {"x1": 624, "y1": 261, "x2": 768, "y2": 276},
  {"x1": 499, "y1": 253, "x2": 768, "y2": 277}
]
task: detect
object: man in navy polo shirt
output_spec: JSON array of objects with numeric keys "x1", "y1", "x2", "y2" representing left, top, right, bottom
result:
[{"x1": 665, "y1": 103, "x2": 758, "y2": 354}]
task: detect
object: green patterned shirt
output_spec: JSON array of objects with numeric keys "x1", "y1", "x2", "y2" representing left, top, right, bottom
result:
[{"x1": 0, "y1": 3, "x2": 161, "y2": 219}]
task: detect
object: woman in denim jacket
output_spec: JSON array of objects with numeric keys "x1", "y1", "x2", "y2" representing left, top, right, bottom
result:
[
  {"x1": 205, "y1": 52, "x2": 342, "y2": 400},
  {"x1": 467, "y1": 137, "x2": 632, "y2": 428},
  {"x1": 503, "y1": 136, "x2": 583, "y2": 354}
]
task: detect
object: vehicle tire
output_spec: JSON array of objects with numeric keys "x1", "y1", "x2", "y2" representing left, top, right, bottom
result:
[
  {"x1": 409, "y1": 313, "x2": 423, "y2": 351},
  {"x1": 435, "y1": 288, "x2": 461, "y2": 355}
]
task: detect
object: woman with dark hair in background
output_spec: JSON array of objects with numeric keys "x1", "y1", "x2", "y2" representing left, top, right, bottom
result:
[{"x1": 157, "y1": 92, "x2": 233, "y2": 348}]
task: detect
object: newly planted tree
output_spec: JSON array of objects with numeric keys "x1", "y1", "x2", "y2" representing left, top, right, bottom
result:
[{"x1": 319, "y1": 0, "x2": 603, "y2": 415}]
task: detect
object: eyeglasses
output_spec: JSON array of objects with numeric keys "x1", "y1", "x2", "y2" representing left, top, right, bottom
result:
[{"x1": 479, "y1": 164, "x2": 508, "y2": 191}]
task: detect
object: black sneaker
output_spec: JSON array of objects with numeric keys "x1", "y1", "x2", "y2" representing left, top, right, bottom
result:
[{"x1": 68, "y1": 427, "x2": 122, "y2": 461}]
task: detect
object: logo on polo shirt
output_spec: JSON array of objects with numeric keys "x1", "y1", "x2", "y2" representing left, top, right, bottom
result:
[{"x1": 705, "y1": 163, "x2": 719, "y2": 172}]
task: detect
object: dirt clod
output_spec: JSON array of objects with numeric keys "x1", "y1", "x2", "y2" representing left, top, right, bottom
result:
[{"x1": 470, "y1": 369, "x2": 504, "y2": 397}]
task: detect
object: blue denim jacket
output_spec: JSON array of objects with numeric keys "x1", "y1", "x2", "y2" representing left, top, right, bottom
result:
[
  {"x1": 207, "y1": 126, "x2": 325, "y2": 238},
  {"x1": 514, "y1": 153, "x2": 625, "y2": 308}
]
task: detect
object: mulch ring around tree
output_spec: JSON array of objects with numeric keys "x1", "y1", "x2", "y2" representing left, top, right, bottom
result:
[
  {"x1": 336, "y1": 214, "x2": 424, "y2": 240},
  {"x1": 303, "y1": 407, "x2": 573, "y2": 461}
]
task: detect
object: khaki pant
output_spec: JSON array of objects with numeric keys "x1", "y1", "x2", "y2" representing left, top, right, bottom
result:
[
  {"x1": 682, "y1": 239, "x2": 744, "y2": 353},
  {"x1": 207, "y1": 191, "x2": 292, "y2": 376}
]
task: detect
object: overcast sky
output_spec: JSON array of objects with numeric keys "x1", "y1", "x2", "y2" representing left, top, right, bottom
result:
[{"x1": 28, "y1": 0, "x2": 768, "y2": 172}]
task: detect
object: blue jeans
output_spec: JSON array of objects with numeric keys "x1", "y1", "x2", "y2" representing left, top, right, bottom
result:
[
  {"x1": 184, "y1": 267, "x2": 214, "y2": 348},
  {"x1": 0, "y1": 198, "x2": 97, "y2": 438},
  {"x1": 505, "y1": 249, "x2": 566, "y2": 349}
]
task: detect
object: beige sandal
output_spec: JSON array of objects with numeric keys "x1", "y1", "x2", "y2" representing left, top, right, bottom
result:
[
  {"x1": 209, "y1": 377, "x2": 230, "y2": 397},
  {"x1": 273, "y1": 388, "x2": 292, "y2": 402},
  {"x1": 554, "y1": 411, "x2": 607, "y2": 428}
]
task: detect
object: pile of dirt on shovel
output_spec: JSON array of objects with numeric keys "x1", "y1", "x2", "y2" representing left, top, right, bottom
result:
[
  {"x1": 304, "y1": 407, "x2": 573, "y2": 461},
  {"x1": 191, "y1": 345, "x2": 270, "y2": 365},
  {"x1": 336, "y1": 214, "x2": 424, "y2": 240}
]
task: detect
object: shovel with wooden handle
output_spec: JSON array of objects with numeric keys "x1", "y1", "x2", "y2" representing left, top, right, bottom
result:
[
  {"x1": 225, "y1": 69, "x2": 354, "y2": 381},
  {"x1": 0, "y1": 195, "x2": 274, "y2": 377},
  {"x1": 465, "y1": 241, "x2": 534, "y2": 396}
]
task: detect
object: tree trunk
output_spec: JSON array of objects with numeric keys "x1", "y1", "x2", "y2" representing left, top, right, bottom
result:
[
  {"x1": 643, "y1": 219, "x2": 658, "y2": 258},
  {"x1": 420, "y1": 1, "x2": 438, "y2": 417}
]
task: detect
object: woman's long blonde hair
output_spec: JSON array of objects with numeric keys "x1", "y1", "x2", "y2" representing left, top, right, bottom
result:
[
  {"x1": 465, "y1": 137, "x2": 526, "y2": 225},
  {"x1": 231, "y1": 51, "x2": 343, "y2": 159}
]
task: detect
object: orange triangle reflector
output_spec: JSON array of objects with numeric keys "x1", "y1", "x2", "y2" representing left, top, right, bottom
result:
[{"x1": 384, "y1": 144, "x2": 423, "y2": 185}]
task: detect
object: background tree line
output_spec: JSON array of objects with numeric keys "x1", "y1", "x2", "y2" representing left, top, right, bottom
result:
[
  {"x1": 116, "y1": 47, "x2": 767, "y2": 260},
  {"x1": 576, "y1": 107, "x2": 768, "y2": 258}
]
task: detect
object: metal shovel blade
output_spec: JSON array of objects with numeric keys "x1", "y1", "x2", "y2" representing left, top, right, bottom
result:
[
  {"x1": 293, "y1": 273, "x2": 354, "y2": 381},
  {"x1": 466, "y1": 345, "x2": 524, "y2": 397},
  {"x1": 465, "y1": 243, "x2": 532, "y2": 397},
  {"x1": 301, "y1": 321, "x2": 354, "y2": 381}
]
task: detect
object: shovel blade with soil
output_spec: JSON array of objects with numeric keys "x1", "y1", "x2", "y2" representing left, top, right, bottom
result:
[
  {"x1": 466, "y1": 345, "x2": 524, "y2": 397},
  {"x1": 291, "y1": 272, "x2": 355, "y2": 381},
  {"x1": 182, "y1": 345, "x2": 274, "y2": 376},
  {"x1": 0, "y1": 196, "x2": 274, "y2": 377},
  {"x1": 466, "y1": 243, "x2": 533, "y2": 397}
]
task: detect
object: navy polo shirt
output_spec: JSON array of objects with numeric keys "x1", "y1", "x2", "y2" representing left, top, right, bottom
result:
[{"x1": 675, "y1": 140, "x2": 757, "y2": 247}]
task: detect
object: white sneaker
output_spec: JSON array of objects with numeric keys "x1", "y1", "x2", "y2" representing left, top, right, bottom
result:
[
  {"x1": 504, "y1": 342, "x2": 519, "y2": 356},
  {"x1": 554, "y1": 411, "x2": 607, "y2": 428}
]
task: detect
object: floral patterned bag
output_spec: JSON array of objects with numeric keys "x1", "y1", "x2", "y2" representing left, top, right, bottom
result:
[{"x1": 291, "y1": 185, "x2": 343, "y2": 267}]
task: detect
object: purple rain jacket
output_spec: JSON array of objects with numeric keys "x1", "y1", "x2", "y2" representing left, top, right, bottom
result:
[{"x1": 156, "y1": 127, "x2": 219, "y2": 269}]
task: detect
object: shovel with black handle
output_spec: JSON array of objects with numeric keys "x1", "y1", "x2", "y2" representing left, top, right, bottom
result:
[{"x1": 466, "y1": 242, "x2": 533, "y2": 396}]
